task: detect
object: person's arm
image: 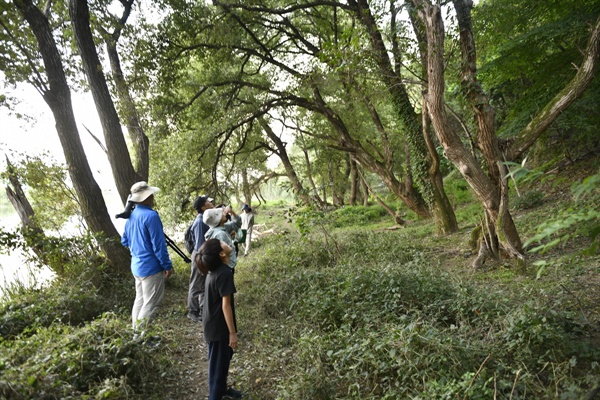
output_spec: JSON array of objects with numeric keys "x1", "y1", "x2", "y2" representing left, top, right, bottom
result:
[
  {"x1": 121, "y1": 220, "x2": 130, "y2": 247},
  {"x1": 148, "y1": 212, "x2": 173, "y2": 275},
  {"x1": 223, "y1": 206, "x2": 242, "y2": 231},
  {"x1": 222, "y1": 295, "x2": 238, "y2": 349}
]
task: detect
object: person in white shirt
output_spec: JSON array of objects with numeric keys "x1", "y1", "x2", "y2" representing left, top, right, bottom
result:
[{"x1": 240, "y1": 204, "x2": 254, "y2": 256}]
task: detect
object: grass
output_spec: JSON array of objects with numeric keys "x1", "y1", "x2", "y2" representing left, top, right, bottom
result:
[
  {"x1": 227, "y1": 167, "x2": 600, "y2": 399},
  {"x1": 231, "y1": 227, "x2": 599, "y2": 399}
]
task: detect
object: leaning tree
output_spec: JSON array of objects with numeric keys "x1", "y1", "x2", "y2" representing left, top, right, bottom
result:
[
  {"x1": 410, "y1": 0, "x2": 600, "y2": 267},
  {"x1": 5, "y1": 0, "x2": 131, "y2": 272}
]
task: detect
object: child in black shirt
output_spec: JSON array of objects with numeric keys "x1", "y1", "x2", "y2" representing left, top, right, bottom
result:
[{"x1": 196, "y1": 239, "x2": 242, "y2": 399}]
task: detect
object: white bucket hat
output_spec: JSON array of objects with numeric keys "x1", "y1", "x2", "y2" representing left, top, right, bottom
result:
[
  {"x1": 203, "y1": 207, "x2": 223, "y2": 228},
  {"x1": 129, "y1": 181, "x2": 160, "y2": 203}
]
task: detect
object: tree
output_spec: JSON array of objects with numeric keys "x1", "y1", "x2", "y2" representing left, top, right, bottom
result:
[
  {"x1": 347, "y1": 0, "x2": 458, "y2": 234},
  {"x1": 69, "y1": 0, "x2": 143, "y2": 202},
  {"x1": 100, "y1": 0, "x2": 151, "y2": 181},
  {"x1": 8, "y1": 0, "x2": 131, "y2": 273},
  {"x1": 259, "y1": 117, "x2": 313, "y2": 205},
  {"x1": 3, "y1": 158, "x2": 45, "y2": 254},
  {"x1": 410, "y1": 0, "x2": 600, "y2": 267},
  {"x1": 140, "y1": 0, "x2": 442, "y2": 222}
]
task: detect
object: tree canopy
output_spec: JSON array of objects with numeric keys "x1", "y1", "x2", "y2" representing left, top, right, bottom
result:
[{"x1": 1, "y1": 0, "x2": 598, "y2": 266}]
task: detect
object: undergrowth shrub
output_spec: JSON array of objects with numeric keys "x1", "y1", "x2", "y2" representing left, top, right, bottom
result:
[
  {"x1": 329, "y1": 205, "x2": 387, "y2": 228},
  {"x1": 0, "y1": 226, "x2": 109, "y2": 280},
  {"x1": 445, "y1": 174, "x2": 475, "y2": 205},
  {"x1": 0, "y1": 313, "x2": 164, "y2": 399},
  {"x1": 0, "y1": 279, "x2": 110, "y2": 339},
  {"x1": 512, "y1": 190, "x2": 545, "y2": 210},
  {"x1": 0, "y1": 225, "x2": 133, "y2": 338},
  {"x1": 523, "y1": 172, "x2": 600, "y2": 277},
  {"x1": 235, "y1": 232, "x2": 600, "y2": 399}
]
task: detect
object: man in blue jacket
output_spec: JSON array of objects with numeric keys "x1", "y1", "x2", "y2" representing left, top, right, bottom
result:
[{"x1": 121, "y1": 181, "x2": 173, "y2": 332}]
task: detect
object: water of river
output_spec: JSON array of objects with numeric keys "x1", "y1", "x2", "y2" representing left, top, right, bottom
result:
[
  {"x1": 0, "y1": 190, "x2": 126, "y2": 298},
  {"x1": 0, "y1": 214, "x2": 56, "y2": 298}
]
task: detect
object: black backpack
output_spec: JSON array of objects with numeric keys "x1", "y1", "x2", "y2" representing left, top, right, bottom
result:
[{"x1": 184, "y1": 224, "x2": 194, "y2": 255}]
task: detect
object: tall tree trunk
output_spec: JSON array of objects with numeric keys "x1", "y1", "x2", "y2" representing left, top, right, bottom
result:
[
  {"x1": 241, "y1": 168, "x2": 252, "y2": 206},
  {"x1": 298, "y1": 133, "x2": 325, "y2": 206},
  {"x1": 69, "y1": 0, "x2": 141, "y2": 203},
  {"x1": 13, "y1": 0, "x2": 131, "y2": 274},
  {"x1": 349, "y1": 0, "x2": 457, "y2": 233},
  {"x1": 412, "y1": 0, "x2": 523, "y2": 267},
  {"x1": 328, "y1": 162, "x2": 342, "y2": 206},
  {"x1": 338, "y1": 156, "x2": 351, "y2": 206},
  {"x1": 349, "y1": 157, "x2": 359, "y2": 205},
  {"x1": 103, "y1": 0, "x2": 150, "y2": 181},
  {"x1": 422, "y1": 100, "x2": 459, "y2": 235},
  {"x1": 256, "y1": 187, "x2": 266, "y2": 205},
  {"x1": 452, "y1": 0, "x2": 524, "y2": 263},
  {"x1": 259, "y1": 118, "x2": 312, "y2": 205},
  {"x1": 409, "y1": 2, "x2": 459, "y2": 235},
  {"x1": 361, "y1": 175, "x2": 369, "y2": 206},
  {"x1": 105, "y1": 42, "x2": 149, "y2": 181}
]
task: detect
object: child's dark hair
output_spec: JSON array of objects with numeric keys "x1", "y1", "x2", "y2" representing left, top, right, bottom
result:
[{"x1": 195, "y1": 238, "x2": 223, "y2": 275}]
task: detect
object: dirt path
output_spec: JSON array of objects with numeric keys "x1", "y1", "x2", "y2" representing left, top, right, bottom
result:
[{"x1": 158, "y1": 277, "x2": 209, "y2": 399}]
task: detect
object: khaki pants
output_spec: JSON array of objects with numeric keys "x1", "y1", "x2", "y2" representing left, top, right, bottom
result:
[
  {"x1": 132, "y1": 271, "x2": 165, "y2": 330},
  {"x1": 244, "y1": 227, "x2": 253, "y2": 255}
]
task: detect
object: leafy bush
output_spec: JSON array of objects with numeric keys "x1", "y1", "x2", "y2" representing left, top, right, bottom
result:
[
  {"x1": 0, "y1": 313, "x2": 164, "y2": 399},
  {"x1": 524, "y1": 172, "x2": 600, "y2": 277},
  {"x1": 291, "y1": 205, "x2": 389, "y2": 238},
  {"x1": 1, "y1": 154, "x2": 82, "y2": 230},
  {"x1": 0, "y1": 226, "x2": 109, "y2": 280},
  {"x1": 0, "y1": 277, "x2": 121, "y2": 339},
  {"x1": 234, "y1": 232, "x2": 600, "y2": 399},
  {"x1": 329, "y1": 205, "x2": 388, "y2": 228}
]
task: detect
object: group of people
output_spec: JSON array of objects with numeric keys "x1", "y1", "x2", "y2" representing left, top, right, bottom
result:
[{"x1": 120, "y1": 181, "x2": 254, "y2": 400}]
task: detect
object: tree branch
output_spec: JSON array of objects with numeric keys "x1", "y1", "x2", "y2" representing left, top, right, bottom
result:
[{"x1": 507, "y1": 15, "x2": 600, "y2": 161}]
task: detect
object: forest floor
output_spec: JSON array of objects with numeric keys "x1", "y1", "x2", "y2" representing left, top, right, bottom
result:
[
  {"x1": 156, "y1": 254, "x2": 260, "y2": 399},
  {"x1": 155, "y1": 280, "x2": 209, "y2": 399},
  {"x1": 151, "y1": 159, "x2": 600, "y2": 399}
]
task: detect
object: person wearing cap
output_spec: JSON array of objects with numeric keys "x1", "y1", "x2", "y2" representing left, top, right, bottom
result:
[
  {"x1": 186, "y1": 195, "x2": 214, "y2": 322},
  {"x1": 121, "y1": 181, "x2": 173, "y2": 333},
  {"x1": 240, "y1": 204, "x2": 255, "y2": 257},
  {"x1": 203, "y1": 206, "x2": 242, "y2": 271}
]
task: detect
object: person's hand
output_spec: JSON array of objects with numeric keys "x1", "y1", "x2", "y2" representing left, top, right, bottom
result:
[
  {"x1": 229, "y1": 332, "x2": 238, "y2": 350},
  {"x1": 164, "y1": 269, "x2": 173, "y2": 278},
  {"x1": 226, "y1": 205, "x2": 237, "y2": 217}
]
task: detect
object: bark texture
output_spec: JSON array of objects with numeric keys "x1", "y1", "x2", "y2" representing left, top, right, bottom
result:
[{"x1": 409, "y1": 0, "x2": 524, "y2": 267}]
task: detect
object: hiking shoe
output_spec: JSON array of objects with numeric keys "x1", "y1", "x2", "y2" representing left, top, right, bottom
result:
[
  {"x1": 223, "y1": 387, "x2": 243, "y2": 399},
  {"x1": 186, "y1": 313, "x2": 202, "y2": 323}
]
